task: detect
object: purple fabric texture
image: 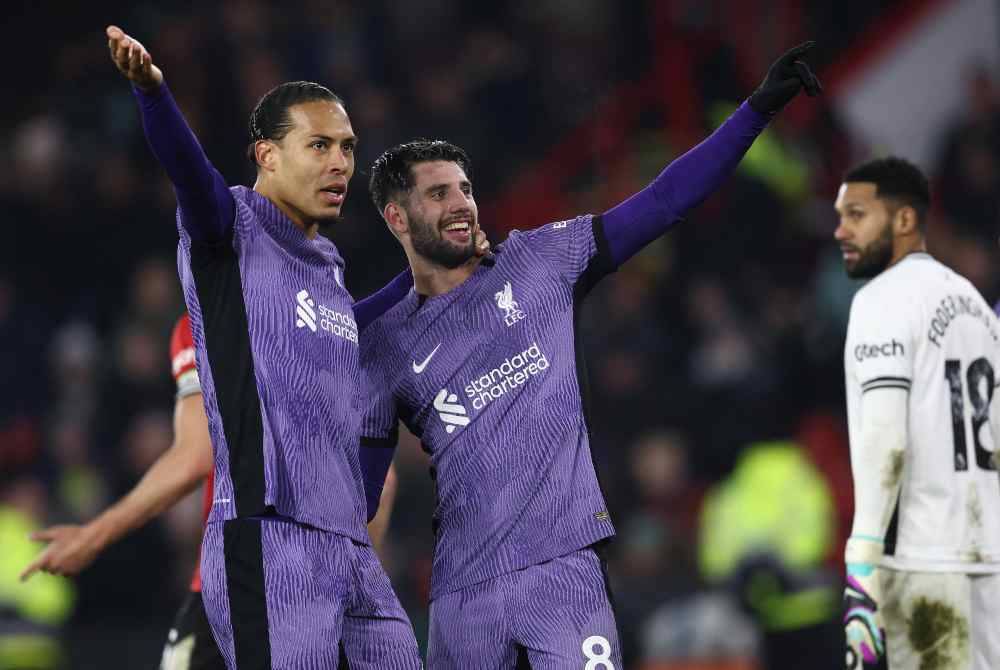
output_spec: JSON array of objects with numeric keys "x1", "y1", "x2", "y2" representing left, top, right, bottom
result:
[
  {"x1": 360, "y1": 215, "x2": 615, "y2": 599},
  {"x1": 178, "y1": 186, "x2": 369, "y2": 539},
  {"x1": 427, "y1": 548, "x2": 620, "y2": 669},
  {"x1": 201, "y1": 519, "x2": 420, "y2": 669}
]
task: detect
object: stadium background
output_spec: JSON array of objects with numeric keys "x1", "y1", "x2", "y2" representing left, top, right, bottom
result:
[{"x1": 2, "y1": 0, "x2": 998, "y2": 668}]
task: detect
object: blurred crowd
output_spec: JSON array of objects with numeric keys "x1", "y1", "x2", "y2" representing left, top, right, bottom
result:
[{"x1": 3, "y1": 1, "x2": 999, "y2": 668}]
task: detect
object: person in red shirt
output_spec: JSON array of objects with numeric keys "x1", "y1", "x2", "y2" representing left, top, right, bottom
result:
[{"x1": 20, "y1": 314, "x2": 398, "y2": 668}]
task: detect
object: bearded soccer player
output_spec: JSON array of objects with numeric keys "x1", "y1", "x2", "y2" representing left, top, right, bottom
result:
[
  {"x1": 19, "y1": 314, "x2": 401, "y2": 669},
  {"x1": 104, "y1": 25, "x2": 423, "y2": 670},
  {"x1": 836, "y1": 157, "x2": 1000, "y2": 670},
  {"x1": 358, "y1": 44, "x2": 821, "y2": 668}
]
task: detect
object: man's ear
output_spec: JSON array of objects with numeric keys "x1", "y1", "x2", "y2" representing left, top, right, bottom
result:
[
  {"x1": 893, "y1": 204, "x2": 919, "y2": 236},
  {"x1": 254, "y1": 140, "x2": 278, "y2": 172},
  {"x1": 384, "y1": 201, "x2": 408, "y2": 238}
]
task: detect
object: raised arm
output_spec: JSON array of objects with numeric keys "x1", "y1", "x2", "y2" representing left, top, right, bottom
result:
[
  {"x1": 602, "y1": 42, "x2": 822, "y2": 267},
  {"x1": 20, "y1": 392, "x2": 213, "y2": 581},
  {"x1": 107, "y1": 25, "x2": 234, "y2": 243}
]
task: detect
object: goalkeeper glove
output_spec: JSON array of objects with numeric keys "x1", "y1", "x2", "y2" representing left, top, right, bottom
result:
[{"x1": 843, "y1": 537, "x2": 887, "y2": 670}]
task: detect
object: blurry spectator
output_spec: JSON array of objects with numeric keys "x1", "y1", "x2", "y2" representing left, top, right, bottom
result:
[
  {"x1": 936, "y1": 64, "x2": 1000, "y2": 244},
  {"x1": 697, "y1": 441, "x2": 840, "y2": 670},
  {"x1": 0, "y1": 475, "x2": 75, "y2": 670}
]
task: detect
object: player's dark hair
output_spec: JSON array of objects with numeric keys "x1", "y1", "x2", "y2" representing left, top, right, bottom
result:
[
  {"x1": 246, "y1": 81, "x2": 345, "y2": 166},
  {"x1": 844, "y1": 156, "x2": 931, "y2": 229},
  {"x1": 369, "y1": 140, "x2": 473, "y2": 214}
]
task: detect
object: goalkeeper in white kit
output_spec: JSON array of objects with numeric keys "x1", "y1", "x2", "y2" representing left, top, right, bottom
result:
[{"x1": 835, "y1": 157, "x2": 1000, "y2": 670}]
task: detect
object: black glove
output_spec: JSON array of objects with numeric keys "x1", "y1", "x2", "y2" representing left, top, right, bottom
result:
[{"x1": 749, "y1": 41, "x2": 823, "y2": 115}]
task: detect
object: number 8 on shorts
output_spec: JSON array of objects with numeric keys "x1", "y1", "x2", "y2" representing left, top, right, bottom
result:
[{"x1": 582, "y1": 635, "x2": 614, "y2": 670}]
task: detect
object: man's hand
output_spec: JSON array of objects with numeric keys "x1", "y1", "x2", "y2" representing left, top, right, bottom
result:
[
  {"x1": 844, "y1": 575, "x2": 888, "y2": 670},
  {"x1": 749, "y1": 41, "x2": 822, "y2": 115},
  {"x1": 106, "y1": 25, "x2": 163, "y2": 92},
  {"x1": 19, "y1": 523, "x2": 106, "y2": 581},
  {"x1": 474, "y1": 224, "x2": 491, "y2": 257}
]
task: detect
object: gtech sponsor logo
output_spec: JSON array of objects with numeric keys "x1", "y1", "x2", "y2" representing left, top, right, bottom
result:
[
  {"x1": 465, "y1": 343, "x2": 549, "y2": 410},
  {"x1": 295, "y1": 289, "x2": 358, "y2": 344},
  {"x1": 434, "y1": 389, "x2": 470, "y2": 434},
  {"x1": 854, "y1": 339, "x2": 905, "y2": 363}
]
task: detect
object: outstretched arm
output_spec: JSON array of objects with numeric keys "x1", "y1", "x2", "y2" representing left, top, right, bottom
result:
[
  {"x1": 20, "y1": 393, "x2": 213, "y2": 581},
  {"x1": 107, "y1": 25, "x2": 234, "y2": 243},
  {"x1": 602, "y1": 42, "x2": 822, "y2": 267}
]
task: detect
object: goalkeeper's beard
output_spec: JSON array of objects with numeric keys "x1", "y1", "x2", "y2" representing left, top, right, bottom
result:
[{"x1": 846, "y1": 225, "x2": 893, "y2": 279}]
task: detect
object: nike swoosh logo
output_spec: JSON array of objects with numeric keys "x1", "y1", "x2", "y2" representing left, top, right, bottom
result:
[{"x1": 412, "y1": 343, "x2": 442, "y2": 374}]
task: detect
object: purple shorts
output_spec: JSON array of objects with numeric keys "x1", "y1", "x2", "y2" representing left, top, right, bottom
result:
[
  {"x1": 200, "y1": 517, "x2": 421, "y2": 669},
  {"x1": 427, "y1": 546, "x2": 622, "y2": 669}
]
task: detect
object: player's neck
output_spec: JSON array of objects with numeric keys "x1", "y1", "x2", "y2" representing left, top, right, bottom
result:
[
  {"x1": 408, "y1": 252, "x2": 482, "y2": 298},
  {"x1": 253, "y1": 180, "x2": 320, "y2": 239},
  {"x1": 889, "y1": 236, "x2": 927, "y2": 268}
]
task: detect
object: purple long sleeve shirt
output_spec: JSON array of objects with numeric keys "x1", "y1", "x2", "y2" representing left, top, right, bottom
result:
[
  {"x1": 357, "y1": 101, "x2": 771, "y2": 596},
  {"x1": 135, "y1": 82, "x2": 410, "y2": 539}
]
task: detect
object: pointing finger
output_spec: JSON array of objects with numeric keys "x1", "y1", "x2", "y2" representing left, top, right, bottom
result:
[
  {"x1": 794, "y1": 61, "x2": 822, "y2": 96},
  {"x1": 786, "y1": 40, "x2": 815, "y2": 59}
]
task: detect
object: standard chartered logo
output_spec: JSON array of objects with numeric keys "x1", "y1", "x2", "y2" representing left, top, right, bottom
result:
[
  {"x1": 465, "y1": 342, "x2": 549, "y2": 410},
  {"x1": 434, "y1": 389, "x2": 470, "y2": 434},
  {"x1": 295, "y1": 290, "x2": 318, "y2": 331},
  {"x1": 433, "y1": 342, "x2": 550, "y2": 435},
  {"x1": 294, "y1": 289, "x2": 358, "y2": 343}
]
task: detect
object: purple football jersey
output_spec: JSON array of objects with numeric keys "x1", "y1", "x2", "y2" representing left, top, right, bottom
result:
[
  {"x1": 359, "y1": 214, "x2": 616, "y2": 598},
  {"x1": 179, "y1": 186, "x2": 368, "y2": 542}
]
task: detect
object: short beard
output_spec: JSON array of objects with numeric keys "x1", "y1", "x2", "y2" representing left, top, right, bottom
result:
[
  {"x1": 409, "y1": 212, "x2": 476, "y2": 269},
  {"x1": 846, "y1": 225, "x2": 894, "y2": 279}
]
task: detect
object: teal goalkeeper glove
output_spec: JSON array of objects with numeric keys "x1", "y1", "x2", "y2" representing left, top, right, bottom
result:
[
  {"x1": 844, "y1": 575, "x2": 887, "y2": 670},
  {"x1": 843, "y1": 537, "x2": 887, "y2": 670}
]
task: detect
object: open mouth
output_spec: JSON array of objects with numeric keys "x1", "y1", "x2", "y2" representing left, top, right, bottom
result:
[
  {"x1": 442, "y1": 219, "x2": 472, "y2": 244},
  {"x1": 320, "y1": 184, "x2": 347, "y2": 207}
]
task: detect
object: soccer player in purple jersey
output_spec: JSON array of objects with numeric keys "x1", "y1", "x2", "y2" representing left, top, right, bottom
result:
[
  {"x1": 359, "y1": 45, "x2": 821, "y2": 668},
  {"x1": 105, "y1": 25, "x2": 427, "y2": 670}
]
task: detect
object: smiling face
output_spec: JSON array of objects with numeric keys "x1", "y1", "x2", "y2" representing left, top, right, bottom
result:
[
  {"x1": 258, "y1": 100, "x2": 356, "y2": 230},
  {"x1": 397, "y1": 160, "x2": 478, "y2": 268},
  {"x1": 834, "y1": 181, "x2": 897, "y2": 279}
]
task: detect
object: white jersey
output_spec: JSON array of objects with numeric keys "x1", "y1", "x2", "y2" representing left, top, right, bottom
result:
[{"x1": 845, "y1": 252, "x2": 1000, "y2": 573}]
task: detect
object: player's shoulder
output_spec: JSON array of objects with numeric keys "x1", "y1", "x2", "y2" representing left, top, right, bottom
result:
[
  {"x1": 503, "y1": 214, "x2": 593, "y2": 248},
  {"x1": 853, "y1": 253, "x2": 945, "y2": 309}
]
